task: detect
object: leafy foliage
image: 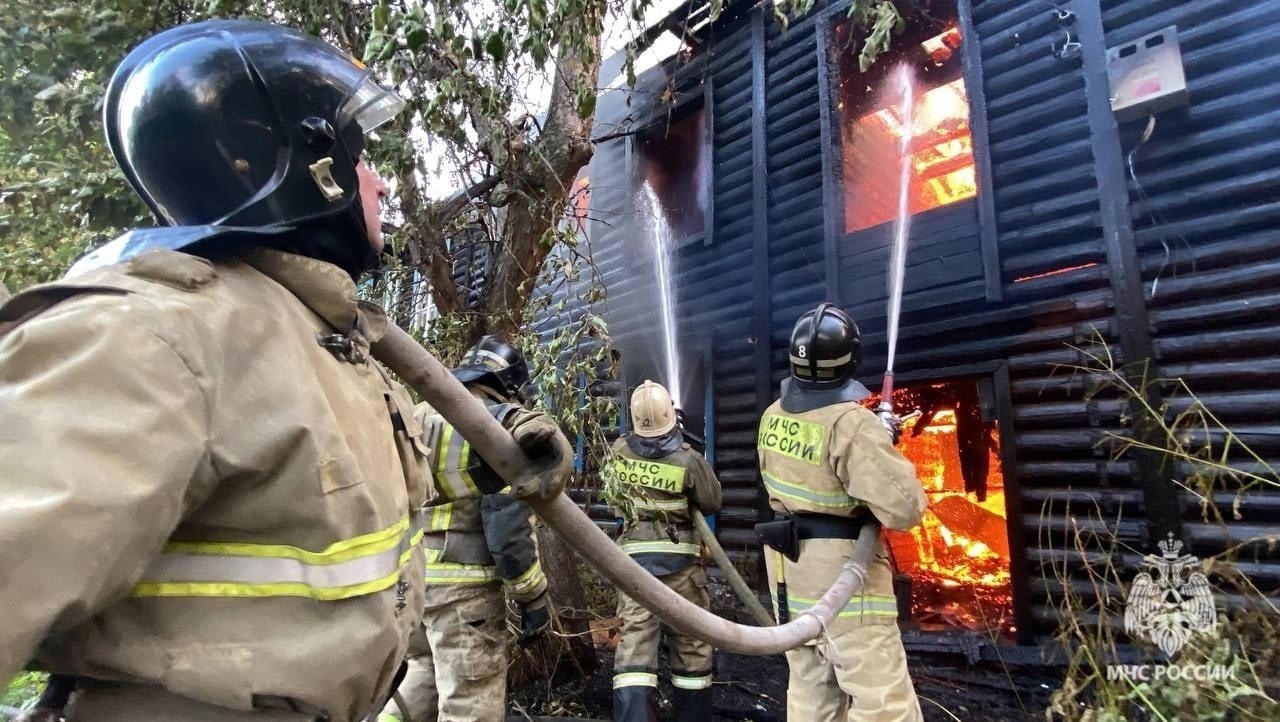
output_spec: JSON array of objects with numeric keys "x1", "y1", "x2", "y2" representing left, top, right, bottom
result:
[
  {"x1": 1043, "y1": 337, "x2": 1278, "y2": 720},
  {"x1": 773, "y1": 0, "x2": 900, "y2": 71},
  {"x1": 2, "y1": 670, "x2": 45, "y2": 712},
  {"x1": 0, "y1": 2, "x2": 154, "y2": 290}
]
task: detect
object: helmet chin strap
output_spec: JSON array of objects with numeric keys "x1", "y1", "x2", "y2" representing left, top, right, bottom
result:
[{"x1": 473, "y1": 384, "x2": 511, "y2": 404}]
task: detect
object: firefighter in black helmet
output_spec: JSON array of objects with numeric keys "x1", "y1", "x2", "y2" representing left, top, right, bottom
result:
[
  {"x1": 383, "y1": 335, "x2": 554, "y2": 721},
  {"x1": 452, "y1": 336, "x2": 535, "y2": 402},
  {"x1": 755, "y1": 303, "x2": 927, "y2": 721},
  {"x1": 0, "y1": 19, "x2": 570, "y2": 721}
]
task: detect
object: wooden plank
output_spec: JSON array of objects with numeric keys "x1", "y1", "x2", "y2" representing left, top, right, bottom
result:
[
  {"x1": 703, "y1": 77, "x2": 716, "y2": 248},
  {"x1": 840, "y1": 228, "x2": 981, "y2": 264},
  {"x1": 962, "y1": 0, "x2": 1003, "y2": 302},
  {"x1": 841, "y1": 250, "x2": 984, "y2": 294},
  {"x1": 750, "y1": 7, "x2": 773, "y2": 531},
  {"x1": 816, "y1": 13, "x2": 842, "y2": 304}
]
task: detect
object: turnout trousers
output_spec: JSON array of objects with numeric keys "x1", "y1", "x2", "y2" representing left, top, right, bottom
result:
[
  {"x1": 765, "y1": 538, "x2": 923, "y2": 722},
  {"x1": 612, "y1": 563, "x2": 713, "y2": 722},
  {"x1": 380, "y1": 585, "x2": 508, "y2": 722}
]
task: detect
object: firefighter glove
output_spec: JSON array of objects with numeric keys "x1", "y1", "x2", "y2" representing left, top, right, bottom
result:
[
  {"x1": 518, "y1": 592, "x2": 552, "y2": 646},
  {"x1": 505, "y1": 411, "x2": 572, "y2": 501}
]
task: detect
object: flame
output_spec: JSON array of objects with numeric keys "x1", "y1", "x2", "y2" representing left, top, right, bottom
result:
[
  {"x1": 906, "y1": 408, "x2": 956, "y2": 434},
  {"x1": 881, "y1": 390, "x2": 1015, "y2": 635},
  {"x1": 906, "y1": 500, "x2": 1011, "y2": 589},
  {"x1": 846, "y1": 73, "x2": 977, "y2": 232}
]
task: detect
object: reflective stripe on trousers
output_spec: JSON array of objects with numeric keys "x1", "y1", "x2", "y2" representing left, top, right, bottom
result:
[
  {"x1": 671, "y1": 672, "x2": 712, "y2": 690},
  {"x1": 788, "y1": 593, "x2": 899, "y2": 618},
  {"x1": 613, "y1": 672, "x2": 658, "y2": 689},
  {"x1": 130, "y1": 514, "x2": 424, "y2": 600}
]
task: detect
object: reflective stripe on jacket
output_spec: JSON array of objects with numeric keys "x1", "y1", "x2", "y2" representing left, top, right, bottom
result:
[
  {"x1": 607, "y1": 437, "x2": 722, "y2": 576},
  {"x1": 0, "y1": 247, "x2": 492, "y2": 721},
  {"x1": 131, "y1": 514, "x2": 426, "y2": 600},
  {"x1": 415, "y1": 396, "x2": 547, "y2": 602},
  {"x1": 757, "y1": 399, "x2": 925, "y2": 530}
]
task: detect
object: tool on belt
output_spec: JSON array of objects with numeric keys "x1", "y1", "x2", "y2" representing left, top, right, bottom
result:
[
  {"x1": 755, "y1": 514, "x2": 867, "y2": 624},
  {"x1": 753, "y1": 514, "x2": 867, "y2": 562},
  {"x1": 774, "y1": 551, "x2": 790, "y2": 624}
]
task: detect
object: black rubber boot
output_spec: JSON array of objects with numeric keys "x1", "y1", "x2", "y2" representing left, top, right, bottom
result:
[
  {"x1": 612, "y1": 685, "x2": 658, "y2": 722},
  {"x1": 672, "y1": 686, "x2": 713, "y2": 722}
]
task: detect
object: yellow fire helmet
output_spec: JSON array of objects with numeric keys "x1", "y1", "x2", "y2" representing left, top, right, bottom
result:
[{"x1": 630, "y1": 380, "x2": 677, "y2": 438}]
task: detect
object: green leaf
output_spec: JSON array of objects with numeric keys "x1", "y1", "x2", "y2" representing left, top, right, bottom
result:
[
  {"x1": 576, "y1": 88, "x2": 596, "y2": 119},
  {"x1": 485, "y1": 31, "x2": 508, "y2": 64},
  {"x1": 406, "y1": 27, "x2": 428, "y2": 51},
  {"x1": 363, "y1": 35, "x2": 385, "y2": 63}
]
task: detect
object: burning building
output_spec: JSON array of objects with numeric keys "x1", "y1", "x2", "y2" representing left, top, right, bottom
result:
[{"x1": 532, "y1": 0, "x2": 1280, "y2": 652}]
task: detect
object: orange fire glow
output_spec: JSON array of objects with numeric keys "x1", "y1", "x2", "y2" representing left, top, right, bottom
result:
[
  {"x1": 882, "y1": 395, "x2": 1015, "y2": 634},
  {"x1": 1012, "y1": 262, "x2": 1099, "y2": 283},
  {"x1": 843, "y1": 31, "x2": 978, "y2": 233},
  {"x1": 905, "y1": 492, "x2": 1010, "y2": 589}
]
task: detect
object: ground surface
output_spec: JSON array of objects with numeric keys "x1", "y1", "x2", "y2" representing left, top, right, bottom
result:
[
  {"x1": 507, "y1": 580, "x2": 1061, "y2": 721},
  {"x1": 509, "y1": 645, "x2": 1060, "y2": 721}
]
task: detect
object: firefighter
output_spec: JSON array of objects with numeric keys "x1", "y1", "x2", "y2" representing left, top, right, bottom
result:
[
  {"x1": 755, "y1": 303, "x2": 928, "y2": 722},
  {"x1": 0, "y1": 19, "x2": 570, "y2": 721},
  {"x1": 609, "y1": 380, "x2": 722, "y2": 722},
  {"x1": 380, "y1": 336, "x2": 552, "y2": 722}
]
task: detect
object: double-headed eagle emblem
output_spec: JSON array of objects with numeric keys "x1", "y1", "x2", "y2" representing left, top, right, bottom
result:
[{"x1": 1124, "y1": 533, "x2": 1218, "y2": 657}]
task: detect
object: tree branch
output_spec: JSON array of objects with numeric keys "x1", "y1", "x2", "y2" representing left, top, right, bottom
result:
[
  {"x1": 432, "y1": 173, "x2": 502, "y2": 222},
  {"x1": 590, "y1": 118, "x2": 662, "y2": 144}
]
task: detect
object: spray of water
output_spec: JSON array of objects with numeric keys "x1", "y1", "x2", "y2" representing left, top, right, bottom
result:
[
  {"x1": 640, "y1": 183, "x2": 683, "y2": 409},
  {"x1": 885, "y1": 63, "x2": 916, "y2": 378}
]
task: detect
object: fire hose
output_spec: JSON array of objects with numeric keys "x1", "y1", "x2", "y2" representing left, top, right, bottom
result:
[
  {"x1": 692, "y1": 513, "x2": 776, "y2": 627},
  {"x1": 678, "y1": 418, "x2": 778, "y2": 627},
  {"x1": 372, "y1": 325, "x2": 882, "y2": 656}
]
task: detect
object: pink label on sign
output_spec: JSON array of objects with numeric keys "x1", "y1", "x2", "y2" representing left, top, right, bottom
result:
[{"x1": 1135, "y1": 78, "x2": 1162, "y2": 96}]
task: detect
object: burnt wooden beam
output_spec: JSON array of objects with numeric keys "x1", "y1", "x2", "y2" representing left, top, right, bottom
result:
[
  {"x1": 815, "y1": 12, "x2": 843, "y2": 305},
  {"x1": 703, "y1": 75, "x2": 716, "y2": 248},
  {"x1": 956, "y1": 0, "x2": 1004, "y2": 302},
  {"x1": 750, "y1": 7, "x2": 774, "y2": 536}
]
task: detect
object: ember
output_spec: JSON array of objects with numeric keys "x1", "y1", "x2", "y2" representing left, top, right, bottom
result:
[{"x1": 880, "y1": 388, "x2": 1016, "y2": 637}]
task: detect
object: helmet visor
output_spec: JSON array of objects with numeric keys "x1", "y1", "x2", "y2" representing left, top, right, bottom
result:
[{"x1": 337, "y1": 71, "x2": 406, "y2": 134}]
